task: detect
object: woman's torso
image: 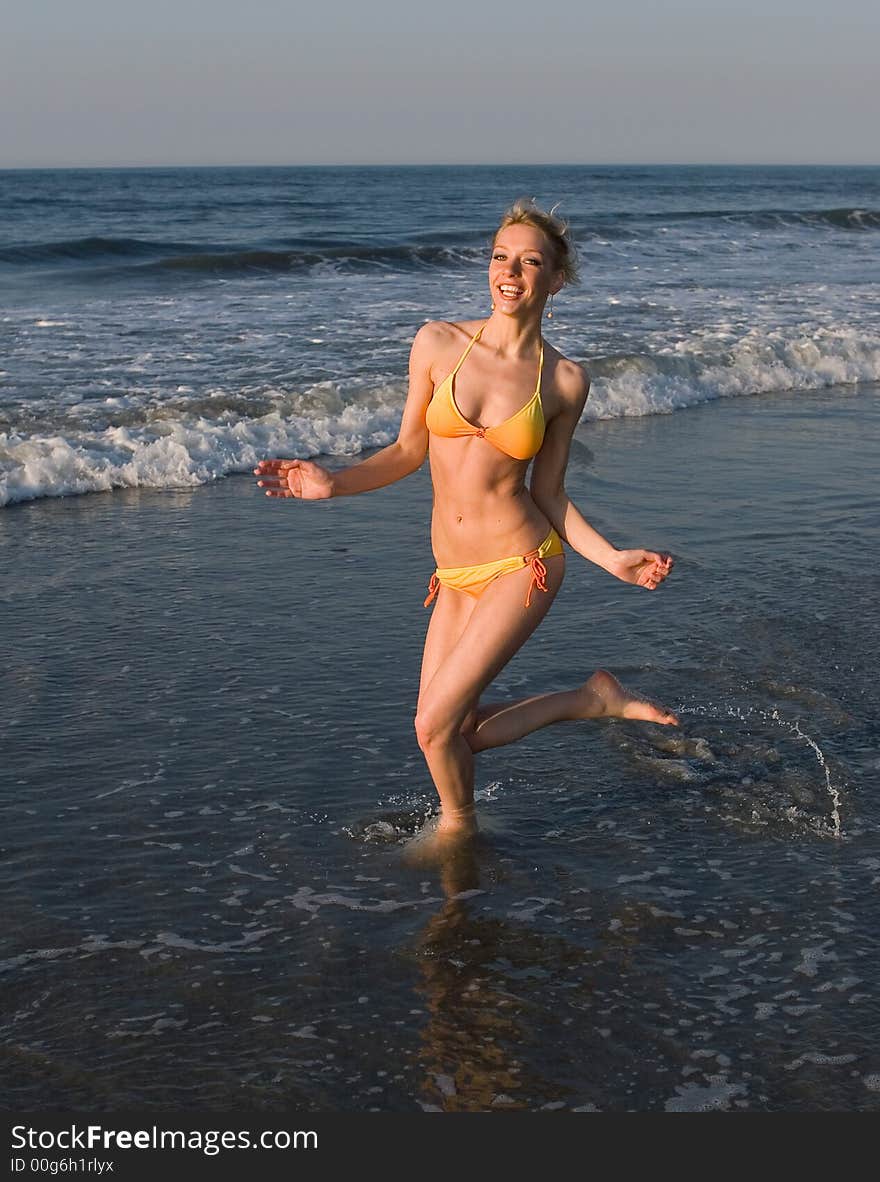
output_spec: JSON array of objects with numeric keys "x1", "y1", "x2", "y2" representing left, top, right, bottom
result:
[{"x1": 425, "y1": 320, "x2": 559, "y2": 566}]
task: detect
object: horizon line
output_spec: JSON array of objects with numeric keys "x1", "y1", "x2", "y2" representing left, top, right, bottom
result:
[{"x1": 1, "y1": 160, "x2": 878, "y2": 172}]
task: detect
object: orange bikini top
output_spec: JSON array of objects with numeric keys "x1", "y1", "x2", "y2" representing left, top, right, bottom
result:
[{"x1": 425, "y1": 324, "x2": 546, "y2": 461}]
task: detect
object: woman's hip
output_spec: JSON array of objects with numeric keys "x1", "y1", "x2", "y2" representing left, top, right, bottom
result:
[{"x1": 424, "y1": 527, "x2": 564, "y2": 608}]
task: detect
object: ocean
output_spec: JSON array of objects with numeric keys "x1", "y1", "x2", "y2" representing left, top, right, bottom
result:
[
  {"x1": 2, "y1": 165, "x2": 879, "y2": 1112},
  {"x1": 1, "y1": 165, "x2": 878, "y2": 506}
]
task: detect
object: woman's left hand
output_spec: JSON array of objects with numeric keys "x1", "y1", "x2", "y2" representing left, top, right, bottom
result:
[{"x1": 607, "y1": 549, "x2": 674, "y2": 590}]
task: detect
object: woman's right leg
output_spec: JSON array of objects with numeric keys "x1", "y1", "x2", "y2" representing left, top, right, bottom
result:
[
  {"x1": 416, "y1": 585, "x2": 479, "y2": 826},
  {"x1": 415, "y1": 557, "x2": 564, "y2": 833}
]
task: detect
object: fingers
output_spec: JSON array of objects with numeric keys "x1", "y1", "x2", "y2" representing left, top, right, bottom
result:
[
  {"x1": 641, "y1": 568, "x2": 666, "y2": 589},
  {"x1": 256, "y1": 475, "x2": 300, "y2": 498},
  {"x1": 254, "y1": 458, "x2": 305, "y2": 499},
  {"x1": 636, "y1": 551, "x2": 674, "y2": 590},
  {"x1": 256, "y1": 477, "x2": 295, "y2": 495},
  {"x1": 642, "y1": 550, "x2": 674, "y2": 569},
  {"x1": 253, "y1": 459, "x2": 302, "y2": 476}
]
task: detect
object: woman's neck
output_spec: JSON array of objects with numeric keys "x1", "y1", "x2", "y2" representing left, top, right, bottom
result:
[{"x1": 482, "y1": 311, "x2": 544, "y2": 358}]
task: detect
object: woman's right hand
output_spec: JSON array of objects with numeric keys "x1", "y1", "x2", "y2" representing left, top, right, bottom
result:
[{"x1": 254, "y1": 458, "x2": 335, "y2": 500}]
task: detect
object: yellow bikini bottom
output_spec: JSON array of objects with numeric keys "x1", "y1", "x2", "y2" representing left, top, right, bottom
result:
[{"x1": 424, "y1": 528, "x2": 563, "y2": 609}]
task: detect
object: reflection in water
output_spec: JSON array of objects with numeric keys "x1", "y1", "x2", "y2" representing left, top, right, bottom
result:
[
  {"x1": 412, "y1": 841, "x2": 588, "y2": 1111},
  {"x1": 415, "y1": 843, "x2": 522, "y2": 1110}
]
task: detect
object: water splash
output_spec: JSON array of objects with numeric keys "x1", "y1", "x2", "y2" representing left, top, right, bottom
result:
[
  {"x1": 678, "y1": 702, "x2": 842, "y2": 838},
  {"x1": 475, "y1": 779, "x2": 505, "y2": 803},
  {"x1": 784, "y1": 713, "x2": 842, "y2": 838},
  {"x1": 344, "y1": 802, "x2": 437, "y2": 844}
]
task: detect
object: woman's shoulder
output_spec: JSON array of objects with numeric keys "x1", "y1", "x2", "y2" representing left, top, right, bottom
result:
[
  {"x1": 412, "y1": 319, "x2": 484, "y2": 348},
  {"x1": 545, "y1": 341, "x2": 591, "y2": 405},
  {"x1": 410, "y1": 320, "x2": 485, "y2": 371}
]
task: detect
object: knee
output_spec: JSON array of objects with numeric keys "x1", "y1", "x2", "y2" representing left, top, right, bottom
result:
[{"x1": 414, "y1": 703, "x2": 458, "y2": 753}]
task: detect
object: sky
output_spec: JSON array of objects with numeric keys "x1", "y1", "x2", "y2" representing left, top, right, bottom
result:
[{"x1": 1, "y1": 0, "x2": 877, "y2": 168}]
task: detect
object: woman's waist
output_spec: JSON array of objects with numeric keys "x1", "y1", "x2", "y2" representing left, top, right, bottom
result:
[{"x1": 430, "y1": 501, "x2": 557, "y2": 568}]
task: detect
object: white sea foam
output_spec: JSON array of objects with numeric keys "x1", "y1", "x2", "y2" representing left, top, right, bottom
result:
[
  {"x1": 0, "y1": 402, "x2": 399, "y2": 507},
  {"x1": 585, "y1": 325, "x2": 880, "y2": 420},
  {"x1": 1, "y1": 325, "x2": 878, "y2": 506}
]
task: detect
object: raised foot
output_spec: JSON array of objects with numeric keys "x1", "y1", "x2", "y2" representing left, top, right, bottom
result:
[{"x1": 582, "y1": 669, "x2": 679, "y2": 726}]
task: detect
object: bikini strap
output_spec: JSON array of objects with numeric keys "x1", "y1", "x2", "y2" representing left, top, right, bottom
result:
[
  {"x1": 449, "y1": 324, "x2": 485, "y2": 377},
  {"x1": 535, "y1": 338, "x2": 545, "y2": 394}
]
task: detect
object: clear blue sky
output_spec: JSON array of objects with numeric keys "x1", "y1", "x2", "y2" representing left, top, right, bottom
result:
[{"x1": 1, "y1": 0, "x2": 876, "y2": 167}]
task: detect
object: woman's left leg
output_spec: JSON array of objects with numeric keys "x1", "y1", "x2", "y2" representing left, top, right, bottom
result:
[
  {"x1": 414, "y1": 555, "x2": 564, "y2": 832},
  {"x1": 468, "y1": 669, "x2": 678, "y2": 751}
]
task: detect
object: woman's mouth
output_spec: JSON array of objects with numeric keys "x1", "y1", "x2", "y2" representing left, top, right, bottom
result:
[{"x1": 498, "y1": 284, "x2": 524, "y2": 300}]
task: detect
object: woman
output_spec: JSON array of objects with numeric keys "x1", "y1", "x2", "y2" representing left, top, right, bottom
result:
[{"x1": 255, "y1": 199, "x2": 677, "y2": 845}]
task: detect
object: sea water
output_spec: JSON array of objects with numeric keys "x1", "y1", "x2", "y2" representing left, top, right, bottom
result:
[{"x1": 2, "y1": 165, "x2": 878, "y2": 505}]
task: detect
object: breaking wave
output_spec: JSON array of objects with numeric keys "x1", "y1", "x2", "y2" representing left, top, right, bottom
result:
[{"x1": 2, "y1": 324, "x2": 877, "y2": 507}]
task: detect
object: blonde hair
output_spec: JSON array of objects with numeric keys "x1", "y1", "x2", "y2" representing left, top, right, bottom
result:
[{"x1": 494, "y1": 196, "x2": 580, "y2": 286}]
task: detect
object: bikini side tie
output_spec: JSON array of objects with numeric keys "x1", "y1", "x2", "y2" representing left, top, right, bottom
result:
[
  {"x1": 524, "y1": 553, "x2": 548, "y2": 608},
  {"x1": 423, "y1": 573, "x2": 440, "y2": 607}
]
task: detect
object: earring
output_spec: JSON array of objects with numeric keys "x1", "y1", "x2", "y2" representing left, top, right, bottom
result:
[
  {"x1": 491, "y1": 301, "x2": 496, "y2": 311},
  {"x1": 546, "y1": 294, "x2": 554, "y2": 320}
]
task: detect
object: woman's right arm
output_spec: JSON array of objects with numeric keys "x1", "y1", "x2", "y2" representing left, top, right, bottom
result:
[{"x1": 254, "y1": 323, "x2": 439, "y2": 500}]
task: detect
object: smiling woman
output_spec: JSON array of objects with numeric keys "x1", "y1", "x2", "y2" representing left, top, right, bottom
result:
[
  {"x1": 254, "y1": 197, "x2": 677, "y2": 855},
  {"x1": 493, "y1": 196, "x2": 581, "y2": 290}
]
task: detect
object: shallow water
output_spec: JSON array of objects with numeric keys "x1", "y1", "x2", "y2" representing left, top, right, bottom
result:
[{"x1": 1, "y1": 384, "x2": 879, "y2": 1110}]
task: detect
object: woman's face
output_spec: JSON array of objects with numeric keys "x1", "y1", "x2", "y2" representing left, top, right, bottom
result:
[{"x1": 489, "y1": 223, "x2": 562, "y2": 317}]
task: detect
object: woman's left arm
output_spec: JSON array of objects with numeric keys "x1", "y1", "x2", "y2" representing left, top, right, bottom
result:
[{"x1": 530, "y1": 363, "x2": 673, "y2": 591}]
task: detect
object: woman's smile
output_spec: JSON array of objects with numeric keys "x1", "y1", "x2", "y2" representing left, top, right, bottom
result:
[
  {"x1": 489, "y1": 222, "x2": 558, "y2": 314},
  {"x1": 497, "y1": 283, "x2": 524, "y2": 303}
]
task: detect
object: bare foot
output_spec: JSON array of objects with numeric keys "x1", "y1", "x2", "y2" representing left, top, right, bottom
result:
[
  {"x1": 435, "y1": 807, "x2": 478, "y2": 841},
  {"x1": 403, "y1": 813, "x2": 478, "y2": 868},
  {"x1": 580, "y1": 669, "x2": 679, "y2": 726}
]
